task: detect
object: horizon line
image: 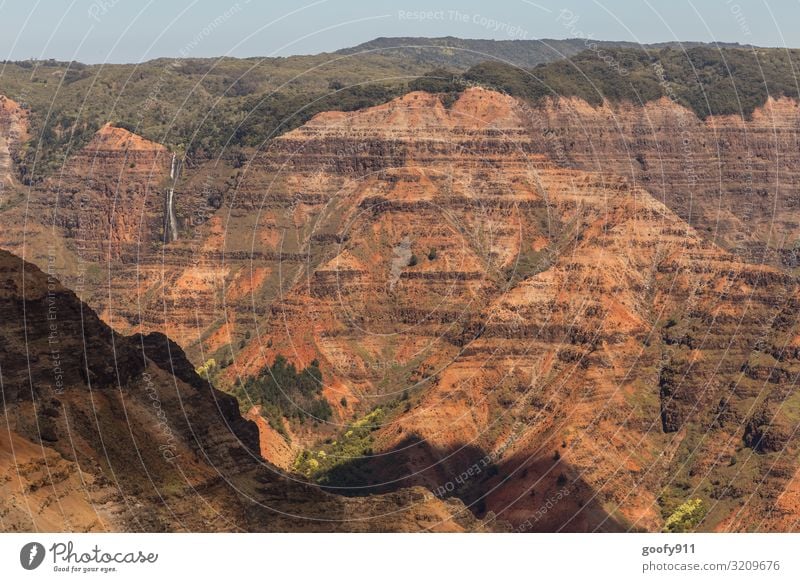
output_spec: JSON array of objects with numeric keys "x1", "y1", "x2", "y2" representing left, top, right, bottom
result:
[{"x1": 0, "y1": 35, "x2": 768, "y2": 67}]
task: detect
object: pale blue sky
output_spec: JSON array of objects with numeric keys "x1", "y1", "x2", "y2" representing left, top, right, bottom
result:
[{"x1": 0, "y1": 0, "x2": 794, "y2": 64}]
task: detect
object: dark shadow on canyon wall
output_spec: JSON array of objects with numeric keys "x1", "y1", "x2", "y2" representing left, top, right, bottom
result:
[{"x1": 315, "y1": 434, "x2": 628, "y2": 532}]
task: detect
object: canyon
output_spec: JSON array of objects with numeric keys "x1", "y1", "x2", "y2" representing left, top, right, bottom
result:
[
  {"x1": 0, "y1": 248, "x2": 484, "y2": 532},
  {"x1": 2, "y1": 53, "x2": 800, "y2": 531}
]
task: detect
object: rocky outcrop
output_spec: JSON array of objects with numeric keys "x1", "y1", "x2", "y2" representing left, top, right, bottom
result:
[
  {"x1": 0, "y1": 249, "x2": 486, "y2": 532},
  {"x1": 244, "y1": 406, "x2": 296, "y2": 470},
  {"x1": 221, "y1": 88, "x2": 800, "y2": 532},
  {"x1": 527, "y1": 96, "x2": 800, "y2": 270},
  {"x1": 40, "y1": 123, "x2": 171, "y2": 261},
  {"x1": 0, "y1": 247, "x2": 259, "y2": 529},
  {"x1": 0, "y1": 95, "x2": 27, "y2": 192},
  {"x1": 4, "y1": 86, "x2": 800, "y2": 532},
  {"x1": 744, "y1": 404, "x2": 792, "y2": 454}
]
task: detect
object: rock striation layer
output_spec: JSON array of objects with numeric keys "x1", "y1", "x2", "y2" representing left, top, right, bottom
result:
[
  {"x1": 0, "y1": 249, "x2": 487, "y2": 532},
  {"x1": 4, "y1": 88, "x2": 800, "y2": 531}
]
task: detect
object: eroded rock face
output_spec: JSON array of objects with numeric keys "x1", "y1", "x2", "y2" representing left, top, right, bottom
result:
[
  {"x1": 221, "y1": 88, "x2": 800, "y2": 532},
  {"x1": 528, "y1": 96, "x2": 800, "y2": 269},
  {"x1": 3, "y1": 88, "x2": 800, "y2": 532},
  {"x1": 743, "y1": 404, "x2": 792, "y2": 454},
  {"x1": 0, "y1": 247, "x2": 258, "y2": 530},
  {"x1": 0, "y1": 95, "x2": 27, "y2": 191},
  {"x1": 0, "y1": 249, "x2": 484, "y2": 532},
  {"x1": 42, "y1": 123, "x2": 172, "y2": 262},
  {"x1": 233, "y1": 88, "x2": 542, "y2": 362}
]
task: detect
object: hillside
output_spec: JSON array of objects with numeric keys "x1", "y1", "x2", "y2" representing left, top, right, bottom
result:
[
  {"x1": 462, "y1": 46, "x2": 800, "y2": 118},
  {"x1": 0, "y1": 249, "x2": 487, "y2": 531},
  {"x1": 337, "y1": 36, "x2": 748, "y2": 69},
  {"x1": 0, "y1": 41, "x2": 763, "y2": 181},
  {"x1": 3, "y1": 41, "x2": 800, "y2": 532},
  {"x1": 224, "y1": 87, "x2": 800, "y2": 531}
]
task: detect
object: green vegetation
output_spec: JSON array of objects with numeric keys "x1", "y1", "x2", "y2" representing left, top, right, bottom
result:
[
  {"x1": 292, "y1": 377, "x2": 424, "y2": 488},
  {"x1": 232, "y1": 355, "x2": 331, "y2": 433},
  {"x1": 230, "y1": 82, "x2": 407, "y2": 148},
  {"x1": 293, "y1": 408, "x2": 385, "y2": 482},
  {"x1": 663, "y1": 498, "x2": 707, "y2": 533},
  {"x1": 336, "y1": 37, "x2": 692, "y2": 70},
  {"x1": 463, "y1": 47, "x2": 800, "y2": 120},
  {"x1": 407, "y1": 68, "x2": 464, "y2": 107},
  {"x1": 0, "y1": 54, "x2": 430, "y2": 180},
  {"x1": 195, "y1": 358, "x2": 217, "y2": 376},
  {"x1": 4, "y1": 46, "x2": 798, "y2": 184}
]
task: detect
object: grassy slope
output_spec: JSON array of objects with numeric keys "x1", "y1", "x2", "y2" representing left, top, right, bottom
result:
[
  {"x1": 462, "y1": 46, "x2": 800, "y2": 119},
  {"x1": 0, "y1": 52, "x2": 442, "y2": 178},
  {"x1": 336, "y1": 37, "x2": 750, "y2": 69},
  {"x1": 1, "y1": 41, "x2": 778, "y2": 183}
]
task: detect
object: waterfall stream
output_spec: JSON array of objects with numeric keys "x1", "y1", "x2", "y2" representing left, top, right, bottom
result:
[{"x1": 165, "y1": 153, "x2": 179, "y2": 242}]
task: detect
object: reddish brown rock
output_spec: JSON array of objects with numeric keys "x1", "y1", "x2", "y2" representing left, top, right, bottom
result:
[
  {"x1": 4, "y1": 87, "x2": 800, "y2": 532},
  {"x1": 0, "y1": 249, "x2": 488, "y2": 532},
  {"x1": 0, "y1": 95, "x2": 27, "y2": 190}
]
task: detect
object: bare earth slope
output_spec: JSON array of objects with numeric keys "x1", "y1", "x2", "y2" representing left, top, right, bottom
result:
[
  {"x1": 229, "y1": 89, "x2": 800, "y2": 532},
  {"x1": 3, "y1": 87, "x2": 800, "y2": 532},
  {"x1": 0, "y1": 249, "x2": 486, "y2": 532}
]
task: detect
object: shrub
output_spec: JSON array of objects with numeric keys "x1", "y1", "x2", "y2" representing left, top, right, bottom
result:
[
  {"x1": 294, "y1": 408, "x2": 386, "y2": 483},
  {"x1": 195, "y1": 358, "x2": 216, "y2": 376},
  {"x1": 663, "y1": 498, "x2": 707, "y2": 533}
]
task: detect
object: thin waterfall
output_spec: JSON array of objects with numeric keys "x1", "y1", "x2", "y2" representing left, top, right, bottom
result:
[{"x1": 165, "y1": 153, "x2": 179, "y2": 242}]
